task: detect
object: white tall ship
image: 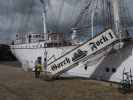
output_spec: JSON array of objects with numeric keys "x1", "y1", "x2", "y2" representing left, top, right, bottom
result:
[{"x1": 11, "y1": 0, "x2": 133, "y2": 82}]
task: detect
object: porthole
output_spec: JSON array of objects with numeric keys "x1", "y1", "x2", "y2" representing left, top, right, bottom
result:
[
  {"x1": 112, "y1": 68, "x2": 116, "y2": 73},
  {"x1": 84, "y1": 64, "x2": 88, "y2": 70},
  {"x1": 105, "y1": 68, "x2": 110, "y2": 72}
]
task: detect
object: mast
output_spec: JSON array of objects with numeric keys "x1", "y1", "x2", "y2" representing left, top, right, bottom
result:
[
  {"x1": 40, "y1": 0, "x2": 48, "y2": 72},
  {"x1": 91, "y1": 10, "x2": 94, "y2": 38},
  {"x1": 91, "y1": 0, "x2": 98, "y2": 38},
  {"x1": 112, "y1": 0, "x2": 125, "y2": 50},
  {"x1": 112, "y1": 0, "x2": 120, "y2": 35},
  {"x1": 91, "y1": 1, "x2": 95, "y2": 38},
  {"x1": 43, "y1": 9, "x2": 47, "y2": 40},
  {"x1": 40, "y1": 0, "x2": 47, "y2": 40}
]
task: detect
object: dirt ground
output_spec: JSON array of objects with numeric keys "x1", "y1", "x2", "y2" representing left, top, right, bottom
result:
[{"x1": 0, "y1": 61, "x2": 133, "y2": 100}]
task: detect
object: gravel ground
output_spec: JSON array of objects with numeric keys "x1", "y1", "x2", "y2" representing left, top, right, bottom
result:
[{"x1": 0, "y1": 61, "x2": 133, "y2": 100}]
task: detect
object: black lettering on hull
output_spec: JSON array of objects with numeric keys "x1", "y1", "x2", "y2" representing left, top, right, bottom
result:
[
  {"x1": 108, "y1": 32, "x2": 114, "y2": 39},
  {"x1": 102, "y1": 35, "x2": 109, "y2": 42},
  {"x1": 51, "y1": 58, "x2": 71, "y2": 71},
  {"x1": 89, "y1": 43, "x2": 98, "y2": 51}
]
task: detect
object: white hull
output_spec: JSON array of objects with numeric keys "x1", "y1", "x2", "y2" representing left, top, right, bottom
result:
[
  {"x1": 11, "y1": 40, "x2": 133, "y2": 82},
  {"x1": 62, "y1": 41, "x2": 133, "y2": 82},
  {"x1": 11, "y1": 42, "x2": 76, "y2": 71}
]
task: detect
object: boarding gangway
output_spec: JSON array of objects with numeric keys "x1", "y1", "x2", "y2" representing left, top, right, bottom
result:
[{"x1": 46, "y1": 29, "x2": 118, "y2": 78}]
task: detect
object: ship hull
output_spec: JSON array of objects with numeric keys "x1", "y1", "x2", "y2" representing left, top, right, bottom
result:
[
  {"x1": 61, "y1": 40, "x2": 133, "y2": 82},
  {"x1": 11, "y1": 40, "x2": 133, "y2": 82},
  {"x1": 11, "y1": 42, "x2": 76, "y2": 71}
]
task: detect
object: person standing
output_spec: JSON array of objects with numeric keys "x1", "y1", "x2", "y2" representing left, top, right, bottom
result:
[{"x1": 35, "y1": 57, "x2": 43, "y2": 78}]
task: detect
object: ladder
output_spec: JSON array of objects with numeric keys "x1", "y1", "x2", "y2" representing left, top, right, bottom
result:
[{"x1": 46, "y1": 29, "x2": 118, "y2": 77}]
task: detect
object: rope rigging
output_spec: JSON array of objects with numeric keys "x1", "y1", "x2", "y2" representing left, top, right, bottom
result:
[
  {"x1": 74, "y1": 0, "x2": 93, "y2": 27},
  {"x1": 55, "y1": 0, "x2": 65, "y2": 32},
  {"x1": 119, "y1": 0, "x2": 133, "y2": 31},
  {"x1": 72, "y1": 0, "x2": 114, "y2": 40},
  {"x1": 14, "y1": 0, "x2": 133, "y2": 38},
  {"x1": 17, "y1": 0, "x2": 34, "y2": 32}
]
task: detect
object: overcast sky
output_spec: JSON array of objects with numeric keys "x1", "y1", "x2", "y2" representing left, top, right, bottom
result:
[{"x1": 0, "y1": 0, "x2": 133, "y2": 42}]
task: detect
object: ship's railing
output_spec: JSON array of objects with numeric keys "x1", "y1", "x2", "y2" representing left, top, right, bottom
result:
[{"x1": 10, "y1": 40, "x2": 75, "y2": 49}]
